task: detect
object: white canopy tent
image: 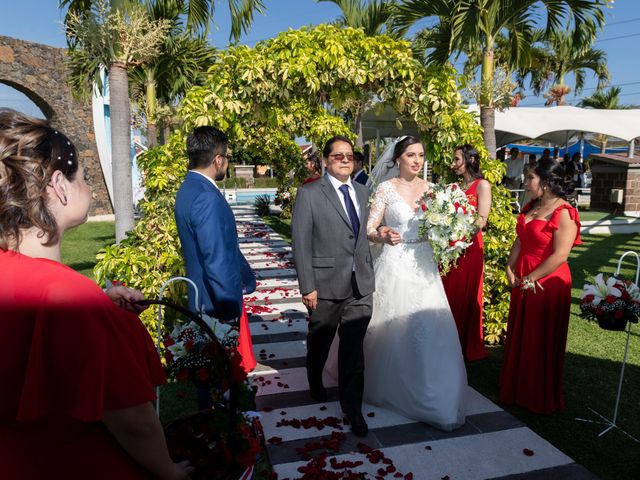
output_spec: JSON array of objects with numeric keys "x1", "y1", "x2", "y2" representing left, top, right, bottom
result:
[{"x1": 362, "y1": 104, "x2": 640, "y2": 156}]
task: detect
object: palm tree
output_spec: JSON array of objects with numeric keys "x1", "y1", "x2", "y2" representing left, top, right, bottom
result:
[
  {"x1": 130, "y1": 2, "x2": 216, "y2": 147},
  {"x1": 521, "y1": 29, "x2": 609, "y2": 106},
  {"x1": 579, "y1": 86, "x2": 632, "y2": 109},
  {"x1": 391, "y1": 0, "x2": 608, "y2": 157},
  {"x1": 318, "y1": 0, "x2": 398, "y2": 148},
  {"x1": 318, "y1": 0, "x2": 397, "y2": 36},
  {"x1": 64, "y1": 2, "x2": 171, "y2": 243},
  {"x1": 61, "y1": 0, "x2": 264, "y2": 243}
]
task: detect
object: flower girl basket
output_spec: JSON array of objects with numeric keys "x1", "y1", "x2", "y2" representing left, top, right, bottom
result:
[
  {"x1": 138, "y1": 277, "x2": 256, "y2": 480},
  {"x1": 575, "y1": 251, "x2": 639, "y2": 442}
]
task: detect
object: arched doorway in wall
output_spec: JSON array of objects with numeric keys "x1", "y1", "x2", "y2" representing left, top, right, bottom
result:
[{"x1": 0, "y1": 35, "x2": 112, "y2": 215}]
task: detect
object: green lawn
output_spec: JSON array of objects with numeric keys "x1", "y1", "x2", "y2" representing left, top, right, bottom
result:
[
  {"x1": 62, "y1": 218, "x2": 640, "y2": 479},
  {"x1": 60, "y1": 221, "x2": 115, "y2": 280}
]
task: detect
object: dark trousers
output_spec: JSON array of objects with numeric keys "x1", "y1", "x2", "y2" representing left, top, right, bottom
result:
[{"x1": 306, "y1": 274, "x2": 372, "y2": 416}]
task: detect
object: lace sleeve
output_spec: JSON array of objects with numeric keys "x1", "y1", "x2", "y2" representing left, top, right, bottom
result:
[{"x1": 367, "y1": 182, "x2": 391, "y2": 236}]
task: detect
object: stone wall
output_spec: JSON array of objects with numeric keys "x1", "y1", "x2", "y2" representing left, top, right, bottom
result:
[
  {"x1": 590, "y1": 154, "x2": 640, "y2": 216},
  {"x1": 0, "y1": 35, "x2": 112, "y2": 215}
]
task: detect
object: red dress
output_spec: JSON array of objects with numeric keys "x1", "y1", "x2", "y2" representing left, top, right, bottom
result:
[
  {"x1": 0, "y1": 249, "x2": 166, "y2": 479},
  {"x1": 238, "y1": 303, "x2": 257, "y2": 373},
  {"x1": 441, "y1": 179, "x2": 488, "y2": 361},
  {"x1": 499, "y1": 204, "x2": 582, "y2": 414}
]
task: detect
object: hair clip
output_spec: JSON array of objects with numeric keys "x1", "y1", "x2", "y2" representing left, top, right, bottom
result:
[
  {"x1": 66, "y1": 141, "x2": 71, "y2": 145},
  {"x1": 67, "y1": 160, "x2": 73, "y2": 165},
  {"x1": 70, "y1": 152, "x2": 74, "y2": 157},
  {"x1": 53, "y1": 130, "x2": 59, "y2": 134},
  {"x1": 57, "y1": 156, "x2": 62, "y2": 160}
]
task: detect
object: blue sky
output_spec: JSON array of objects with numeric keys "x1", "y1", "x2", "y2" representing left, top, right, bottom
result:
[{"x1": 1, "y1": 0, "x2": 639, "y2": 116}]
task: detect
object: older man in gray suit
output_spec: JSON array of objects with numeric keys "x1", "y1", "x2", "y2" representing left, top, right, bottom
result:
[{"x1": 292, "y1": 135, "x2": 375, "y2": 437}]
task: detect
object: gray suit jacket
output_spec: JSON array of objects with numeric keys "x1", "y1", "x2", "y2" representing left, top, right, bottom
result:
[{"x1": 292, "y1": 175, "x2": 375, "y2": 299}]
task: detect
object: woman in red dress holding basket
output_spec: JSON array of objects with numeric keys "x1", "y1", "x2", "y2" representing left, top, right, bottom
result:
[
  {"x1": 442, "y1": 144, "x2": 492, "y2": 361},
  {"x1": 500, "y1": 157, "x2": 581, "y2": 414},
  {"x1": 0, "y1": 109, "x2": 191, "y2": 479}
]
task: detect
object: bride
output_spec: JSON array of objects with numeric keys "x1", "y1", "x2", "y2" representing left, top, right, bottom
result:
[{"x1": 362, "y1": 136, "x2": 467, "y2": 431}]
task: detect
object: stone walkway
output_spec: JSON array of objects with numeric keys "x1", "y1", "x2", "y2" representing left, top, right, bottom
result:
[{"x1": 233, "y1": 205, "x2": 598, "y2": 480}]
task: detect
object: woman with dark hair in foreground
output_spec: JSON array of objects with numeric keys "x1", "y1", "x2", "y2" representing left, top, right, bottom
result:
[{"x1": 0, "y1": 109, "x2": 192, "y2": 479}]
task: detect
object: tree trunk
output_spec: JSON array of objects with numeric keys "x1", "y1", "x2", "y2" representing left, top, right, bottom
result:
[
  {"x1": 109, "y1": 61, "x2": 135, "y2": 244},
  {"x1": 146, "y1": 72, "x2": 157, "y2": 148},
  {"x1": 354, "y1": 109, "x2": 364, "y2": 149},
  {"x1": 480, "y1": 106, "x2": 497, "y2": 158},
  {"x1": 480, "y1": 42, "x2": 496, "y2": 156},
  {"x1": 147, "y1": 122, "x2": 158, "y2": 148}
]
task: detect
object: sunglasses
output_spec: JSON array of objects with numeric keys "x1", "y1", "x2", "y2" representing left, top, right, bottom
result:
[{"x1": 329, "y1": 153, "x2": 354, "y2": 162}]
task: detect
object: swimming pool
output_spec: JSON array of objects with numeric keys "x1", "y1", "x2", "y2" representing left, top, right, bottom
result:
[{"x1": 221, "y1": 188, "x2": 276, "y2": 205}]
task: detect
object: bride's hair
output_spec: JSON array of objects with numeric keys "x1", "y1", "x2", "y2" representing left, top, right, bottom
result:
[
  {"x1": 392, "y1": 136, "x2": 422, "y2": 164},
  {"x1": 454, "y1": 144, "x2": 483, "y2": 180},
  {"x1": 0, "y1": 108, "x2": 79, "y2": 250}
]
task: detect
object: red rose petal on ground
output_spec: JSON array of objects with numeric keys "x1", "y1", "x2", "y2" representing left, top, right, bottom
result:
[
  {"x1": 424, "y1": 446, "x2": 432, "y2": 451},
  {"x1": 523, "y1": 448, "x2": 535, "y2": 456},
  {"x1": 262, "y1": 407, "x2": 273, "y2": 412},
  {"x1": 367, "y1": 412, "x2": 375, "y2": 418},
  {"x1": 280, "y1": 411, "x2": 287, "y2": 415},
  {"x1": 267, "y1": 436, "x2": 283, "y2": 445},
  {"x1": 405, "y1": 474, "x2": 413, "y2": 480},
  {"x1": 394, "y1": 473, "x2": 403, "y2": 478},
  {"x1": 320, "y1": 406, "x2": 327, "y2": 411}
]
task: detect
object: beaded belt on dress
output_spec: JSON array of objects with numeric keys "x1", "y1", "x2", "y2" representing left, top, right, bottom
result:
[{"x1": 402, "y1": 237, "x2": 427, "y2": 244}]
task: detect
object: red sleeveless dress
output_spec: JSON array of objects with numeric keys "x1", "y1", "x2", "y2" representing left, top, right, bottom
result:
[
  {"x1": 441, "y1": 179, "x2": 488, "y2": 361},
  {"x1": 499, "y1": 203, "x2": 582, "y2": 414}
]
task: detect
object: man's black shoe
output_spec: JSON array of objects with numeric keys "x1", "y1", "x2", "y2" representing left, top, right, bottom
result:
[
  {"x1": 309, "y1": 386, "x2": 327, "y2": 403},
  {"x1": 346, "y1": 413, "x2": 368, "y2": 437}
]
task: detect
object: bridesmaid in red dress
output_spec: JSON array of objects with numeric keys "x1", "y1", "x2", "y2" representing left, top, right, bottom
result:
[
  {"x1": 442, "y1": 144, "x2": 491, "y2": 361},
  {"x1": 0, "y1": 110, "x2": 192, "y2": 479},
  {"x1": 500, "y1": 157, "x2": 581, "y2": 414}
]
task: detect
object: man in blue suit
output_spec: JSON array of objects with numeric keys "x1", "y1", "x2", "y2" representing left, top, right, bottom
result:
[
  {"x1": 174, "y1": 126, "x2": 254, "y2": 322},
  {"x1": 352, "y1": 151, "x2": 369, "y2": 186}
]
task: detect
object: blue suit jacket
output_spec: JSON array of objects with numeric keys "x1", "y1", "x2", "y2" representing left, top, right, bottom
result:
[
  {"x1": 174, "y1": 171, "x2": 254, "y2": 320},
  {"x1": 353, "y1": 170, "x2": 369, "y2": 186}
]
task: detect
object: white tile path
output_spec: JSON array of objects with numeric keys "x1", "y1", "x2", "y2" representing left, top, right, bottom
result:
[{"x1": 233, "y1": 205, "x2": 598, "y2": 480}]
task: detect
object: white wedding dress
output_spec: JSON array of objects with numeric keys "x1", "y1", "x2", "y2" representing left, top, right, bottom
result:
[{"x1": 362, "y1": 181, "x2": 467, "y2": 430}]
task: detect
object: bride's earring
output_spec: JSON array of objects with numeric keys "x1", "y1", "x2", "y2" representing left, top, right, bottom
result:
[{"x1": 396, "y1": 162, "x2": 400, "y2": 169}]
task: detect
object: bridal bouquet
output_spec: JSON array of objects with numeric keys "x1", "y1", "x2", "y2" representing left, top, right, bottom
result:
[
  {"x1": 419, "y1": 183, "x2": 477, "y2": 275},
  {"x1": 580, "y1": 273, "x2": 640, "y2": 331}
]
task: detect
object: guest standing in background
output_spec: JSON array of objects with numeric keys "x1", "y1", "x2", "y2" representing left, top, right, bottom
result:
[
  {"x1": 504, "y1": 147, "x2": 524, "y2": 189},
  {"x1": 0, "y1": 109, "x2": 191, "y2": 479},
  {"x1": 442, "y1": 145, "x2": 491, "y2": 361},
  {"x1": 352, "y1": 151, "x2": 369, "y2": 185},
  {"x1": 500, "y1": 158, "x2": 581, "y2": 414},
  {"x1": 303, "y1": 150, "x2": 322, "y2": 185}
]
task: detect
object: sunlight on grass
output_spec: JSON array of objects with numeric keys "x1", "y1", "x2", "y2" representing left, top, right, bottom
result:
[{"x1": 61, "y1": 222, "x2": 115, "y2": 280}]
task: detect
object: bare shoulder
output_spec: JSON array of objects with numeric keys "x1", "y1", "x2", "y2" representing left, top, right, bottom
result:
[{"x1": 477, "y1": 179, "x2": 492, "y2": 193}]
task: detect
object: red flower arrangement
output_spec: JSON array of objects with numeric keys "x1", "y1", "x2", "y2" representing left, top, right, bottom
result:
[
  {"x1": 580, "y1": 273, "x2": 640, "y2": 331},
  {"x1": 155, "y1": 300, "x2": 262, "y2": 480}
]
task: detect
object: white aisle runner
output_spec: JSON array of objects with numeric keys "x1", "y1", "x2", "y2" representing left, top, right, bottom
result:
[{"x1": 233, "y1": 205, "x2": 598, "y2": 480}]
